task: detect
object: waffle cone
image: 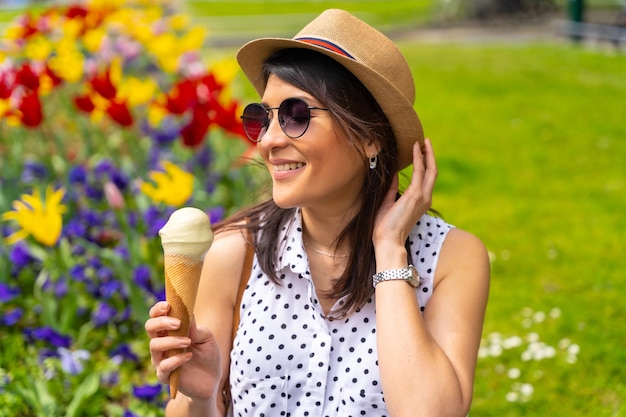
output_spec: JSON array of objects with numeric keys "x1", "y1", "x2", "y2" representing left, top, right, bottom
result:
[{"x1": 164, "y1": 253, "x2": 203, "y2": 399}]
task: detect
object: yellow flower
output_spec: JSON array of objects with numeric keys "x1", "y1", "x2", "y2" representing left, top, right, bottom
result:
[
  {"x1": 2, "y1": 186, "x2": 67, "y2": 247},
  {"x1": 24, "y1": 34, "x2": 53, "y2": 61},
  {"x1": 117, "y1": 76, "x2": 157, "y2": 107},
  {"x1": 146, "y1": 32, "x2": 179, "y2": 74},
  {"x1": 82, "y1": 27, "x2": 107, "y2": 53},
  {"x1": 210, "y1": 58, "x2": 240, "y2": 105},
  {"x1": 48, "y1": 42, "x2": 84, "y2": 82},
  {"x1": 140, "y1": 161, "x2": 194, "y2": 207},
  {"x1": 147, "y1": 100, "x2": 167, "y2": 127},
  {"x1": 179, "y1": 26, "x2": 206, "y2": 53}
]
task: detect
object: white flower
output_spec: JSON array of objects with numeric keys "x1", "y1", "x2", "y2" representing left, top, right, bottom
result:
[
  {"x1": 520, "y1": 383, "x2": 534, "y2": 397},
  {"x1": 507, "y1": 368, "x2": 521, "y2": 379},
  {"x1": 502, "y1": 336, "x2": 523, "y2": 349},
  {"x1": 526, "y1": 332, "x2": 540, "y2": 343},
  {"x1": 505, "y1": 391, "x2": 519, "y2": 402},
  {"x1": 567, "y1": 344, "x2": 580, "y2": 355},
  {"x1": 558, "y1": 338, "x2": 571, "y2": 349}
]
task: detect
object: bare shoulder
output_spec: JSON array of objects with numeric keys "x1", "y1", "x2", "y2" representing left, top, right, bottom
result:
[
  {"x1": 436, "y1": 227, "x2": 490, "y2": 287},
  {"x1": 194, "y1": 224, "x2": 252, "y2": 321}
]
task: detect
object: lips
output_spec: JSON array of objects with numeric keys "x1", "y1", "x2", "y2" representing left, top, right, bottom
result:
[{"x1": 273, "y1": 162, "x2": 305, "y2": 172}]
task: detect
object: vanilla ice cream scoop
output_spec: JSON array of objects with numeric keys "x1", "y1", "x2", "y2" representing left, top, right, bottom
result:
[
  {"x1": 158, "y1": 207, "x2": 213, "y2": 399},
  {"x1": 159, "y1": 207, "x2": 214, "y2": 260}
]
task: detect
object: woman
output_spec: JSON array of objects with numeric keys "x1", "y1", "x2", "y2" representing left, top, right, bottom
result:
[{"x1": 145, "y1": 9, "x2": 490, "y2": 417}]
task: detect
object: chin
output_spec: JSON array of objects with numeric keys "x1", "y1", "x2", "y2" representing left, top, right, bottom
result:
[{"x1": 272, "y1": 190, "x2": 302, "y2": 210}]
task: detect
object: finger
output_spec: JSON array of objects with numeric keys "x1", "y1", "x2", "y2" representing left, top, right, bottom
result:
[
  {"x1": 149, "y1": 301, "x2": 170, "y2": 318},
  {"x1": 145, "y1": 315, "x2": 181, "y2": 338},
  {"x1": 422, "y1": 138, "x2": 438, "y2": 192},
  {"x1": 149, "y1": 335, "x2": 191, "y2": 356},
  {"x1": 155, "y1": 352, "x2": 193, "y2": 384}
]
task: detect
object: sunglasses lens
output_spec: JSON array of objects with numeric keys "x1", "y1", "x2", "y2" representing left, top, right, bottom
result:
[
  {"x1": 279, "y1": 98, "x2": 311, "y2": 138},
  {"x1": 242, "y1": 104, "x2": 268, "y2": 142}
]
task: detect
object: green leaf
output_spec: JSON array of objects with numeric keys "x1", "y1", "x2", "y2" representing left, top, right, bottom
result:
[{"x1": 64, "y1": 373, "x2": 100, "y2": 417}]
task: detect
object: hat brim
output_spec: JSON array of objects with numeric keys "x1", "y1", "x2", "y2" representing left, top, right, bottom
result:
[{"x1": 237, "y1": 38, "x2": 423, "y2": 171}]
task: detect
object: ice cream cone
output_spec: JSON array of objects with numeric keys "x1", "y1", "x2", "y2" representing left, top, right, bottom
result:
[{"x1": 159, "y1": 207, "x2": 214, "y2": 399}]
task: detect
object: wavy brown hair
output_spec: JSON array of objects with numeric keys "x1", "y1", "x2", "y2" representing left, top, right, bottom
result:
[{"x1": 214, "y1": 48, "x2": 400, "y2": 318}]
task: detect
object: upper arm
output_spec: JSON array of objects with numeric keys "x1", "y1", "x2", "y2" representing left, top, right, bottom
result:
[
  {"x1": 423, "y1": 228, "x2": 490, "y2": 406},
  {"x1": 193, "y1": 226, "x2": 250, "y2": 412}
]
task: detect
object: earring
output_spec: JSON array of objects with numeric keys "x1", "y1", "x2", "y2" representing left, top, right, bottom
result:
[{"x1": 369, "y1": 153, "x2": 378, "y2": 170}]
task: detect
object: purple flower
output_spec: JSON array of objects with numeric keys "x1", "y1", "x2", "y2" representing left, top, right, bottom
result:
[
  {"x1": 144, "y1": 206, "x2": 168, "y2": 237},
  {"x1": 123, "y1": 410, "x2": 140, "y2": 417},
  {"x1": 64, "y1": 218, "x2": 87, "y2": 240},
  {"x1": 71, "y1": 243, "x2": 87, "y2": 257},
  {"x1": 92, "y1": 301, "x2": 117, "y2": 327},
  {"x1": 209, "y1": 206, "x2": 225, "y2": 224},
  {"x1": 87, "y1": 256, "x2": 102, "y2": 270},
  {"x1": 9, "y1": 241, "x2": 34, "y2": 269},
  {"x1": 80, "y1": 209, "x2": 102, "y2": 228},
  {"x1": 85, "y1": 184, "x2": 104, "y2": 201},
  {"x1": 0, "y1": 283, "x2": 20, "y2": 302},
  {"x1": 68, "y1": 165, "x2": 88, "y2": 185},
  {"x1": 110, "y1": 170, "x2": 130, "y2": 191},
  {"x1": 99, "y1": 278, "x2": 123, "y2": 299},
  {"x1": 54, "y1": 276, "x2": 68, "y2": 298},
  {"x1": 21, "y1": 160, "x2": 48, "y2": 183},
  {"x1": 2, "y1": 307, "x2": 23, "y2": 325},
  {"x1": 110, "y1": 343, "x2": 139, "y2": 362},
  {"x1": 69, "y1": 264, "x2": 88, "y2": 282},
  {"x1": 204, "y1": 173, "x2": 220, "y2": 194},
  {"x1": 114, "y1": 245, "x2": 130, "y2": 260},
  {"x1": 133, "y1": 265, "x2": 152, "y2": 292},
  {"x1": 132, "y1": 382, "x2": 162, "y2": 402},
  {"x1": 194, "y1": 144, "x2": 213, "y2": 168},
  {"x1": 142, "y1": 118, "x2": 180, "y2": 147},
  {"x1": 94, "y1": 159, "x2": 115, "y2": 179},
  {"x1": 58, "y1": 347, "x2": 90, "y2": 375},
  {"x1": 27, "y1": 326, "x2": 72, "y2": 348}
]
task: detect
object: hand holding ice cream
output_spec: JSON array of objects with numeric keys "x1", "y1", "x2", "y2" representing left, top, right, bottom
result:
[{"x1": 159, "y1": 207, "x2": 214, "y2": 399}]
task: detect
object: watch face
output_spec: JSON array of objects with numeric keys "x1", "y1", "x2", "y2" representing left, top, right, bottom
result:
[{"x1": 408, "y1": 265, "x2": 420, "y2": 287}]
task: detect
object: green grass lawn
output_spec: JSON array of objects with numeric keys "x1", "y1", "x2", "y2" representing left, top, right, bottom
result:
[{"x1": 399, "y1": 41, "x2": 626, "y2": 416}]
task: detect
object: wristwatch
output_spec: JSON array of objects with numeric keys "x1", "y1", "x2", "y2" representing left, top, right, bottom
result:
[{"x1": 372, "y1": 265, "x2": 420, "y2": 288}]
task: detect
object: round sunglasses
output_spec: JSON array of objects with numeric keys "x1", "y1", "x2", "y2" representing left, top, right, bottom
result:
[{"x1": 240, "y1": 97, "x2": 328, "y2": 143}]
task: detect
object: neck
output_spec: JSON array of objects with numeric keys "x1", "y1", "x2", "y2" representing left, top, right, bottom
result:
[{"x1": 300, "y1": 207, "x2": 355, "y2": 258}]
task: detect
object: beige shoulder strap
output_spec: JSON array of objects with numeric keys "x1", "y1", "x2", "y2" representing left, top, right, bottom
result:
[
  {"x1": 232, "y1": 230, "x2": 254, "y2": 342},
  {"x1": 224, "y1": 229, "x2": 254, "y2": 410}
]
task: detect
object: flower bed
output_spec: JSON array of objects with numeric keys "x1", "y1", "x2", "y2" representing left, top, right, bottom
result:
[{"x1": 0, "y1": 1, "x2": 258, "y2": 415}]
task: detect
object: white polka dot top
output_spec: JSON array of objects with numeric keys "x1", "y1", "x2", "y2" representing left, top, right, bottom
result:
[{"x1": 228, "y1": 209, "x2": 453, "y2": 417}]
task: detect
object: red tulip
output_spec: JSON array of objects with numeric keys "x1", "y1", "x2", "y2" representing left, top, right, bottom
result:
[
  {"x1": 180, "y1": 105, "x2": 210, "y2": 147},
  {"x1": 16, "y1": 64, "x2": 40, "y2": 91},
  {"x1": 74, "y1": 94, "x2": 95, "y2": 113},
  {"x1": 19, "y1": 91, "x2": 43, "y2": 127},
  {"x1": 165, "y1": 79, "x2": 196, "y2": 114},
  {"x1": 107, "y1": 99, "x2": 133, "y2": 127},
  {"x1": 91, "y1": 70, "x2": 116, "y2": 100}
]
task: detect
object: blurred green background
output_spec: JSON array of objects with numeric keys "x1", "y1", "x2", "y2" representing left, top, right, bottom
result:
[{"x1": 2, "y1": 0, "x2": 625, "y2": 415}]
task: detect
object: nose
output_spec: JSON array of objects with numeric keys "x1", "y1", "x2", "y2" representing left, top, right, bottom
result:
[{"x1": 257, "y1": 112, "x2": 289, "y2": 150}]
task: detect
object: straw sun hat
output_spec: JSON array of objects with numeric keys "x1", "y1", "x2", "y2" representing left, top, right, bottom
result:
[{"x1": 236, "y1": 9, "x2": 424, "y2": 170}]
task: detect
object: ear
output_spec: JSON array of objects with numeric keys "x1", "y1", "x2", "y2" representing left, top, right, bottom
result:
[{"x1": 365, "y1": 141, "x2": 381, "y2": 157}]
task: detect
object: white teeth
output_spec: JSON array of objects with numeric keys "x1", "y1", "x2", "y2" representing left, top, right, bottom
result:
[{"x1": 274, "y1": 162, "x2": 305, "y2": 172}]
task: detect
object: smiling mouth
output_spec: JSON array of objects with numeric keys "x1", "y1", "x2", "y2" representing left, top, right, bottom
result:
[{"x1": 273, "y1": 162, "x2": 305, "y2": 172}]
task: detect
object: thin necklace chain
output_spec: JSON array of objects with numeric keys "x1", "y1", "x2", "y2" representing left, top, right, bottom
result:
[{"x1": 304, "y1": 241, "x2": 350, "y2": 258}]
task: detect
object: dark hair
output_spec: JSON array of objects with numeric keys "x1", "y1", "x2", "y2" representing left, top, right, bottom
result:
[{"x1": 215, "y1": 48, "x2": 398, "y2": 318}]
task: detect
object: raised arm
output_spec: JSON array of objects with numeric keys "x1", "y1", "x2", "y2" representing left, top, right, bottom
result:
[{"x1": 373, "y1": 139, "x2": 490, "y2": 416}]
